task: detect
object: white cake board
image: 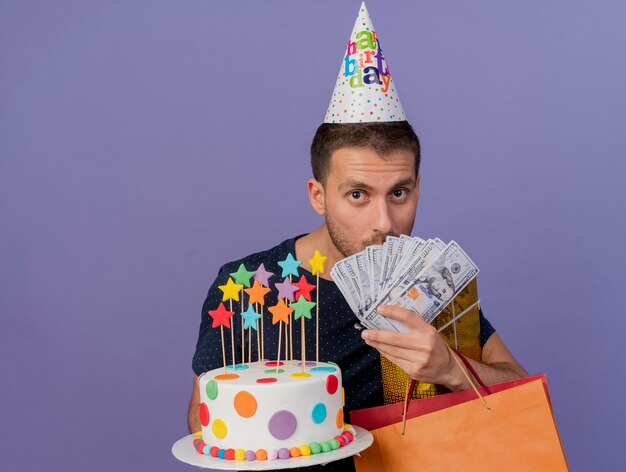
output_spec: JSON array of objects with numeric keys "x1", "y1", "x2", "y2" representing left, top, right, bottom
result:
[{"x1": 171, "y1": 426, "x2": 373, "y2": 470}]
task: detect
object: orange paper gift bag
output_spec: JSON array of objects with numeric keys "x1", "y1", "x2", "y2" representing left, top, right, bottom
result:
[{"x1": 351, "y1": 354, "x2": 568, "y2": 471}]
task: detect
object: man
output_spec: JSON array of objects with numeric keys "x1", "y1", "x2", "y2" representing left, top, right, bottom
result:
[
  {"x1": 188, "y1": 121, "x2": 527, "y2": 465},
  {"x1": 189, "y1": 5, "x2": 526, "y2": 470}
]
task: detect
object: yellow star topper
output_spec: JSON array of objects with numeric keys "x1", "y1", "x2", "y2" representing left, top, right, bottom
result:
[
  {"x1": 309, "y1": 250, "x2": 328, "y2": 275},
  {"x1": 218, "y1": 277, "x2": 244, "y2": 302}
]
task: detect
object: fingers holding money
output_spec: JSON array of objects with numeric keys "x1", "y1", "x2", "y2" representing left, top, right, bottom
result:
[{"x1": 361, "y1": 305, "x2": 457, "y2": 384}]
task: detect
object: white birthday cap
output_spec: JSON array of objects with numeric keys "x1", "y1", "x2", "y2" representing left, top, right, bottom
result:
[{"x1": 324, "y1": 2, "x2": 406, "y2": 123}]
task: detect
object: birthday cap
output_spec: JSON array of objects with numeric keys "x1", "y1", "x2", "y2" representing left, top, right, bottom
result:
[{"x1": 324, "y1": 2, "x2": 406, "y2": 123}]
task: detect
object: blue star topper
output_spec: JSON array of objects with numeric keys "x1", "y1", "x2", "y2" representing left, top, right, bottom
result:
[
  {"x1": 241, "y1": 305, "x2": 262, "y2": 330},
  {"x1": 277, "y1": 253, "x2": 302, "y2": 278}
]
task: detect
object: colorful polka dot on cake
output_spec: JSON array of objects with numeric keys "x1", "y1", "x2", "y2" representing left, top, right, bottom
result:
[
  {"x1": 199, "y1": 402, "x2": 210, "y2": 426},
  {"x1": 326, "y1": 374, "x2": 339, "y2": 394},
  {"x1": 212, "y1": 418, "x2": 228, "y2": 438},
  {"x1": 311, "y1": 402, "x2": 327, "y2": 424},
  {"x1": 205, "y1": 380, "x2": 218, "y2": 400},
  {"x1": 336, "y1": 408, "x2": 344, "y2": 428},
  {"x1": 256, "y1": 377, "x2": 277, "y2": 383},
  {"x1": 268, "y1": 410, "x2": 297, "y2": 440},
  {"x1": 310, "y1": 366, "x2": 336, "y2": 373},
  {"x1": 291, "y1": 372, "x2": 311, "y2": 379},
  {"x1": 234, "y1": 390, "x2": 257, "y2": 418},
  {"x1": 214, "y1": 373, "x2": 239, "y2": 381}
]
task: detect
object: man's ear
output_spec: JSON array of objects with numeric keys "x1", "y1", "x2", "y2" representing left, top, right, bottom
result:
[
  {"x1": 415, "y1": 173, "x2": 421, "y2": 204},
  {"x1": 307, "y1": 178, "x2": 325, "y2": 216}
]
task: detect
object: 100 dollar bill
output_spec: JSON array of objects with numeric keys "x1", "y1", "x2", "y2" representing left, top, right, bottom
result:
[{"x1": 383, "y1": 241, "x2": 479, "y2": 332}]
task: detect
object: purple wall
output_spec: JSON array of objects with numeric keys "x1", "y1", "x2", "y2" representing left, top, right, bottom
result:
[{"x1": 1, "y1": 1, "x2": 624, "y2": 470}]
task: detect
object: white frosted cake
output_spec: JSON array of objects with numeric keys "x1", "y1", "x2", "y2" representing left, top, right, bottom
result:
[{"x1": 193, "y1": 360, "x2": 356, "y2": 461}]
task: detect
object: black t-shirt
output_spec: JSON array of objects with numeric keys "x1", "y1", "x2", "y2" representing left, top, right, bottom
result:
[{"x1": 192, "y1": 236, "x2": 495, "y2": 471}]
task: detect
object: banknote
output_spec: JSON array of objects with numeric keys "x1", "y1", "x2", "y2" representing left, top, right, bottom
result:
[
  {"x1": 383, "y1": 240, "x2": 479, "y2": 332},
  {"x1": 378, "y1": 236, "x2": 399, "y2": 293},
  {"x1": 332, "y1": 235, "x2": 479, "y2": 333},
  {"x1": 363, "y1": 239, "x2": 444, "y2": 330},
  {"x1": 366, "y1": 245, "x2": 383, "y2": 305}
]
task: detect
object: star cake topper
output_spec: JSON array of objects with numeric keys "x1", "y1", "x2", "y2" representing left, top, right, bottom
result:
[
  {"x1": 230, "y1": 263, "x2": 255, "y2": 288},
  {"x1": 208, "y1": 303, "x2": 235, "y2": 329},
  {"x1": 275, "y1": 277, "x2": 299, "y2": 302},
  {"x1": 277, "y1": 253, "x2": 302, "y2": 278},
  {"x1": 290, "y1": 296, "x2": 317, "y2": 321},
  {"x1": 293, "y1": 275, "x2": 316, "y2": 301},
  {"x1": 241, "y1": 305, "x2": 262, "y2": 330},
  {"x1": 218, "y1": 277, "x2": 244, "y2": 302},
  {"x1": 309, "y1": 250, "x2": 328, "y2": 276},
  {"x1": 244, "y1": 280, "x2": 271, "y2": 306},
  {"x1": 268, "y1": 299, "x2": 293, "y2": 325},
  {"x1": 253, "y1": 263, "x2": 274, "y2": 287}
]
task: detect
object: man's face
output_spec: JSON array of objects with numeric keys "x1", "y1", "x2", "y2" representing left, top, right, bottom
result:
[{"x1": 319, "y1": 147, "x2": 419, "y2": 257}]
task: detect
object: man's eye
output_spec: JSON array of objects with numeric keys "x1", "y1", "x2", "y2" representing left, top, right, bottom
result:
[
  {"x1": 392, "y1": 189, "x2": 407, "y2": 199},
  {"x1": 350, "y1": 191, "x2": 363, "y2": 200}
]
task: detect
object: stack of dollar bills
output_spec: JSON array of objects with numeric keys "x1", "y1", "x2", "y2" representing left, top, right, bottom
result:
[{"x1": 331, "y1": 235, "x2": 479, "y2": 333}]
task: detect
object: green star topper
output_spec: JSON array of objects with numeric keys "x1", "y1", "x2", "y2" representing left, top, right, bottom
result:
[
  {"x1": 290, "y1": 295, "x2": 316, "y2": 321},
  {"x1": 230, "y1": 263, "x2": 255, "y2": 288}
]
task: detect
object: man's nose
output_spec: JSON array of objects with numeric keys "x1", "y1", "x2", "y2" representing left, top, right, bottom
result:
[{"x1": 372, "y1": 198, "x2": 393, "y2": 234}]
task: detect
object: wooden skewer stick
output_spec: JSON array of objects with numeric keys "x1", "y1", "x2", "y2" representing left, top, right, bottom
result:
[
  {"x1": 220, "y1": 325, "x2": 226, "y2": 374},
  {"x1": 256, "y1": 318, "x2": 261, "y2": 365},
  {"x1": 240, "y1": 291, "x2": 244, "y2": 367},
  {"x1": 316, "y1": 272, "x2": 319, "y2": 365},
  {"x1": 229, "y1": 300, "x2": 235, "y2": 370},
  {"x1": 261, "y1": 304, "x2": 265, "y2": 361},
  {"x1": 276, "y1": 322, "x2": 282, "y2": 375},
  {"x1": 248, "y1": 327, "x2": 251, "y2": 365},
  {"x1": 301, "y1": 315, "x2": 306, "y2": 373},
  {"x1": 289, "y1": 276, "x2": 293, "y2": 362},
  {"x1": 285, "y1": 312, "x2": 289, "y2": 365}
]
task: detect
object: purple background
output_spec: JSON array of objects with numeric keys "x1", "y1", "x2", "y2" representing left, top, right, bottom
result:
[{"x1": 1, "y1": 1, "x2": 624, "y2": 470}]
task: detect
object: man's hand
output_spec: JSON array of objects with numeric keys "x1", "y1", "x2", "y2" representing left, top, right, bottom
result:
[
  {"x1": 361, "y1": 305, "x2": 461, "y2": 387},
  {"x1": 360, "y1": 304, "x2": 528, "y2": 391}
]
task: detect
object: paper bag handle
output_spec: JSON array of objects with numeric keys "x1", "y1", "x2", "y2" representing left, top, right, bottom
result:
[
  {"x1": 451, "y1": 348, "x2": 489, "y2": 391},
  {"x1": 446, "y1": 345, "x2": 490, "y2": 410}
]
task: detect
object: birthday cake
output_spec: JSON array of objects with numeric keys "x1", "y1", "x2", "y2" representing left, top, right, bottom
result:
[{"x1": 193, "y1": 361, "x2": 355, "y2": 461}]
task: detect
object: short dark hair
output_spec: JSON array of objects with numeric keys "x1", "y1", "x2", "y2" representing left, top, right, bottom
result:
[{"x1": 310, "y1": 121, "x2": 421, "y2": 184}]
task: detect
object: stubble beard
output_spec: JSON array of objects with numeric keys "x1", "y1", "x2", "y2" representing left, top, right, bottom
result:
[{"x1": 325, "y1": 212, "x2": 412, "y2": 258}]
